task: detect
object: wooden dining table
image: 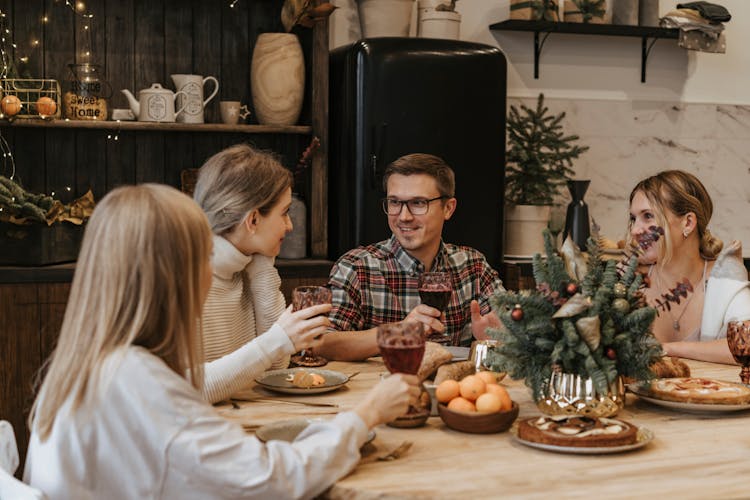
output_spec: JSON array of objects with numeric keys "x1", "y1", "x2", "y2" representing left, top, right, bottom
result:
[{"x1": 216, "y1": 358, "x2": 750, "y2": 499}]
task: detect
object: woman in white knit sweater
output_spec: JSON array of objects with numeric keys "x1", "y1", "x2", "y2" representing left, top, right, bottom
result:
[{"x1": 193, "y1": 144, "x2": 328, "y2": 403}]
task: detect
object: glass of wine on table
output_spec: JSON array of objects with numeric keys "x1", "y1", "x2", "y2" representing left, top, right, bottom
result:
[
  {"x1": 418, "y1": 271, "x2": 452, "y2": 344},
  {"x1": 377, "y1": 321, "x2": 431, "y2": 427}
]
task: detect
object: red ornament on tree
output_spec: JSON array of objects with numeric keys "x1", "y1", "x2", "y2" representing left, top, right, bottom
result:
[
  {"x1": 511, "y1": 304, "x2": 524, "y2": 321},
  {"x1": 606, "y1": 347, "x2": 616, "y2": 360},
  {"x1": 566, "y1": 282, "x2": 578, "y2": 295}
]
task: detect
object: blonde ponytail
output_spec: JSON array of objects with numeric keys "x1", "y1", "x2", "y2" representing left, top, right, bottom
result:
[{"x1": 700, "y1": 228, "x2": 723, "y2": 260}]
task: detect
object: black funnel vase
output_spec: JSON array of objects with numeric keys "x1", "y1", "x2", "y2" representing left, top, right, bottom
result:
[{"x1": 563, "y1": 180, "x2": 591, "y2": 249}]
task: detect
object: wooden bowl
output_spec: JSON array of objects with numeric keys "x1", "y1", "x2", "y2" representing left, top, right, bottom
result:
[{"x1": 438, "y1": 401, "x2": 519, "y2": 434}]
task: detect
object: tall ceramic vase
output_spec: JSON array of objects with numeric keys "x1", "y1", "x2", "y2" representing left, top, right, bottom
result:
[
  {"x1": 563, "y1": 180, "x2": 590, "y2": 250},
  {"x1": 250, "y1": 33, "x2": 305, "y2": 126}
]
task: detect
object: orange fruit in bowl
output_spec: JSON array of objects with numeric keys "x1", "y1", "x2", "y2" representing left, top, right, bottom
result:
[
  {"x1": 458, "y1": 375, "x2": 486, "y2": 401},
  {"x1": 475, "y1": 371, "x2": 497, "y2": 385},
  {"x1": 447, "y1": 396, "x2": 476, "y2": 413},
  {"x1": 475, "y1": 393, "x2": 502, "y2": 413},
  {"x1": 435, "y1": 379, "x2": 460, "y2": 403},
  {"x1": 485, "y1": 384, "x2": 512, "y2": 412}
]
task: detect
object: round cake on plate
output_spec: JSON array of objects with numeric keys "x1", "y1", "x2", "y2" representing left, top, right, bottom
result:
[
  {"x1": 647, "y1": 377, "x2": 750, "y2": 405},
  {"x1": 517, "y1": 415, "x2": 638, "y2": 448}
]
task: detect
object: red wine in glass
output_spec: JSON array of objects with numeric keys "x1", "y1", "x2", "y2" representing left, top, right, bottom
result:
[
  {"x1": 290, "y1": 286, "x2": 332, "y2": 368},
  {"x1": 418, "y1": 272, "x2": 452, "y2": 343},
  {"x1": 376, "y1": 321, "x2": 426, "y2": 375},
  {"x1": 727, "y1": 320, "x2": 750, "y2": 384}
]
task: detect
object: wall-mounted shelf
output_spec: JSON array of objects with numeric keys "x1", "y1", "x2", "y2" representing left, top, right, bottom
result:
[
  {"x1": 489, "y1": 20, "x2": 679, "y2": 82},
  {"x1": 0, "y1": 118, "x2": 313, "y2": 134}
]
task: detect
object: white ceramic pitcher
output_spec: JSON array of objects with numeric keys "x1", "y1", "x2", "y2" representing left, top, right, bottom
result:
[{"x1": 170, "y1": 74, "x2": 219, "y2": 124}]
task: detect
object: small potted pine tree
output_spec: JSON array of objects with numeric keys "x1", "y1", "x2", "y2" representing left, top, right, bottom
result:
[{"x1": 504, "y1": 93, "x2": 588, "y2": 256}]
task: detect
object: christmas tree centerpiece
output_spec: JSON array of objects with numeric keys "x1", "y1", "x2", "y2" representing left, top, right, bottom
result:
[{"x1": 485, "y1": 228, "x2": 668, "y2": 417}]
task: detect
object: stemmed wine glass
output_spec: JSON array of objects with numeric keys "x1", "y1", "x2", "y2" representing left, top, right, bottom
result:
[
  {"x1": 376, "y1": 321, "x2": 430, "y2": 427},
  {"x1": 547, "y1": 205, "x2": 566, "y2": 249},
  {"x1": 289, "y1": 285, "x2": 332, "y2": 368},
  {"x1": 726, "y1": 320, "x2": 750, "y2": 384},
  {"x1": 418, "y1": 271, "x2": 452, "y2": 344}
]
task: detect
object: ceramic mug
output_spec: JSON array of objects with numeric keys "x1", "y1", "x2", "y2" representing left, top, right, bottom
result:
[
  {"x1": 170, "y1": 74, "x2": 219, "y2": 123},
  {"x1": 219, "y1": 101, "x2": 251, "y2": 125}
]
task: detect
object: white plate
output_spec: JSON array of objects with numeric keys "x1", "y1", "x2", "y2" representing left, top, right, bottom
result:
[
  {"x1": 255, "y1": 368, "x2": 349, "y2": 395},
  {"x1": 445, "y1": 346, "x2": 470, "y2": 361},
  {"x1": 628, "y1": 383, "x2": 750, "y2": 413},
  {"x1": 256, "y1": 418, "x2": 376, "y2": 445},
  {"x1": 512, "y1": 427, "x2": 654, "y2": 455}
]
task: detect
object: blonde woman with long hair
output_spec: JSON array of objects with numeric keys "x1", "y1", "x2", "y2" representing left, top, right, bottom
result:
[
  {"x1": 193, "y1": 144, "x2": 330, "y2": 404},
  {"x1": 629, "y1": 170, "x2": 750, "y2": 363},
  {"x1": 24, "y1": 184, "x2": 420, "y2": 499}
]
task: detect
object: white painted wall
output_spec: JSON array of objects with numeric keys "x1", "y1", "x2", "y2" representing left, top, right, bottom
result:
[
  {"x1": 332, "y1": 0, "x2": 749, "y2": 104},
  {"x1": 329, "y1": 1, "x2": 750, "y2": 255}
]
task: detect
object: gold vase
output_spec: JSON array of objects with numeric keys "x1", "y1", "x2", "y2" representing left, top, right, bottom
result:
[{"x1": 537, "y1": 372, "x2": 624, "y2": 418}]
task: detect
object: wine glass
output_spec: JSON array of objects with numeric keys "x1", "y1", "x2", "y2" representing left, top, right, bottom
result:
[
  {"x1": 376, "y1": 321, "x2": 430, "y2": 427},
  {"x1": 547, "y1": 204, "x2": 566, "y2": 249},
  {"x1": 726, "y1": 320, "x2": 750, "y2": 384},
  {"x1": 418, "y1": 271, "x2": 452, "y2": 344},
  {"x1": 289, "y1": 285, "x2": 332, "y2": 368}
]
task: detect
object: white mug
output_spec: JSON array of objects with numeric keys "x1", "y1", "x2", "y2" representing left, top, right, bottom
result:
[
  {"x1": 170, "y1": 74, "x2": 219, "y2": 123},
  {"x1": 220, "y1": 101, "x2": 251, "y2": 125}
]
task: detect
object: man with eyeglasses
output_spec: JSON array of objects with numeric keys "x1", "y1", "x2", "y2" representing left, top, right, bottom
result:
[{"x1": 317, "y1": 153, "x2": 505, "y2": 361}]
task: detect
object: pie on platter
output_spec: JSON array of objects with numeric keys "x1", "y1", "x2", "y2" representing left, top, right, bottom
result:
[
  {"x1": 516, "y1": 415, "x2": 639, "y2": 448},
  {"x1": 637, "y1": 377, "x2": 750, "y2": 405}
]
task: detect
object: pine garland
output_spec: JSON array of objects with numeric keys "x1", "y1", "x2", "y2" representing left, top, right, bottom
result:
[{"x1": 486, "y1": 230, "x2": 662, "y2": 401}]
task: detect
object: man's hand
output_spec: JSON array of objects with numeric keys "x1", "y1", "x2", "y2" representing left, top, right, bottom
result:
[
  {"x1": 404, "y1": 303, "x2": 444, "y2": 335},
  {"x1": 470, "y1": 300, "x2": 501, "y2": 340}
]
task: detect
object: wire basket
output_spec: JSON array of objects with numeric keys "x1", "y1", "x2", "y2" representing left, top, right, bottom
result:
[{"x1": 0, "y1": 78, "x2": 62, "y2": 120}]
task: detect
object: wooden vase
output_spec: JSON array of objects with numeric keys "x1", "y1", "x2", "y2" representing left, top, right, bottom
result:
[{"x1": 250, "y1": 33, "x2": 305, "y2": 126}]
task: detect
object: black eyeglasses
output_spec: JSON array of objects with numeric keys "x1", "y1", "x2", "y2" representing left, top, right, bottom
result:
[{"x1": 381, "y1": 196, "x2": 447, "y2": 215}]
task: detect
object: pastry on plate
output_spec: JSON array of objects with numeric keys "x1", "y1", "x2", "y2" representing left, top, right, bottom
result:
[
  {"x1": 517, "y1": 415, "x2": 638, "y2": 448},
  {"x1": 646, "y1": 377, "x2": 750, "y2": 405}
]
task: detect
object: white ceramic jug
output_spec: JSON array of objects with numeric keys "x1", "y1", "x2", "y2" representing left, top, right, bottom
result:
[{"x1": 170, "y1": 74, "x2": 219, "y2": 124}]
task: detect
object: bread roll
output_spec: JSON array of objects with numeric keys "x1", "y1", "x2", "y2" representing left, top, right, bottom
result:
[{"x1": 417, "y1": 342, "x2": 453, "y2": 381}]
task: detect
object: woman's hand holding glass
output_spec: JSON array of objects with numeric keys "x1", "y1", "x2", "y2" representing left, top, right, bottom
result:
[
  {"x1": 354, "y1": 374, "x2": 421, "y2": 429},
  {"x1": 277, "y1": 303, "x2": 332, "y2": 352}
]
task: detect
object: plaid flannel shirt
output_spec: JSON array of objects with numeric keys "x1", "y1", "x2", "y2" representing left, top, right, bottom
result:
[{"x1": 327, "y1": 235, "x2": 505, "y2": 345}]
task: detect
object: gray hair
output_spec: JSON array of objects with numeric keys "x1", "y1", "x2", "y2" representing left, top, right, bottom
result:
[{"x1": 193, "y1": 144, "x2": 293, "y2": 235}]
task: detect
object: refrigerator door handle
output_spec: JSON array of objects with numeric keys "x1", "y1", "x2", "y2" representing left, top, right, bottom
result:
[{"x1": 370, "y1": 123, "x2": 388, "y2": 189}]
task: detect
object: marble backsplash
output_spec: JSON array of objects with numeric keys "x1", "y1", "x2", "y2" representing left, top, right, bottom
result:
[{"x1": 512, "y1": 97, "x2": 750, "y2": 256}]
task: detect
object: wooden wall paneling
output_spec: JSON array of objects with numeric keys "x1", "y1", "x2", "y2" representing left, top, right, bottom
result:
[
  {"x1": 104, "y1": 0, "x2": 135, "y2": 188},
  {"x1": 310, "y1": 10, "x2": 328, "y2": 257},
  {"x1": 164, "y1": 2, "x2": 194, "y2": 188},
  {"x1": 43, "y1": 2, "x2": 75, "y2": 197},
  {"x1": 134, "y1": 0, "x2": 165, "y2": 184},
  {"x1": 104, "y1": 0, "x2": 135, "y2": 111},
  {"x1": 0, "y1": 284, "x2": 39, "y2": 478},
  {"x1": 220, "y1": 1, "x2": 249, "y2": 108},
  {"x1": 37, "y1": 282, "x2": 70, "y2": 365},
  {"x1": 8, "y1": 0, "x2": 45, "y2": 194},
  {"x1": 192, "y1": 0, "x2": 221, "y2": 125},
  {"x1": 76, "y1": 0, "x2": 104, "y2": 67},
  {"x1": 75, "y1": 129, "x2": 107, "y2": 200},
  {"x1": 74, "y1": 0, "x2": 106, "y2": 201}
]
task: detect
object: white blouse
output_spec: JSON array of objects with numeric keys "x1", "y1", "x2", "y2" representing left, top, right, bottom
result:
[{"x1": 24, "y1": 346, "x2": 369, "y2": 499}]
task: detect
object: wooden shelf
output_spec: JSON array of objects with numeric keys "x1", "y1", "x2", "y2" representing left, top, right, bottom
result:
[
  {"x1": 490, "y1": 20, "x2": 679, "y2": 82},
  {"x1": 0, "y1": 118, "x2": 313, "y2": 134}
]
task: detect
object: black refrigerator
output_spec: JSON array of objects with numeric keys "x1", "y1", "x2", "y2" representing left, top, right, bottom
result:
[{"x1": 328, "y1": 37, "x2": 507, "y2": 269}]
